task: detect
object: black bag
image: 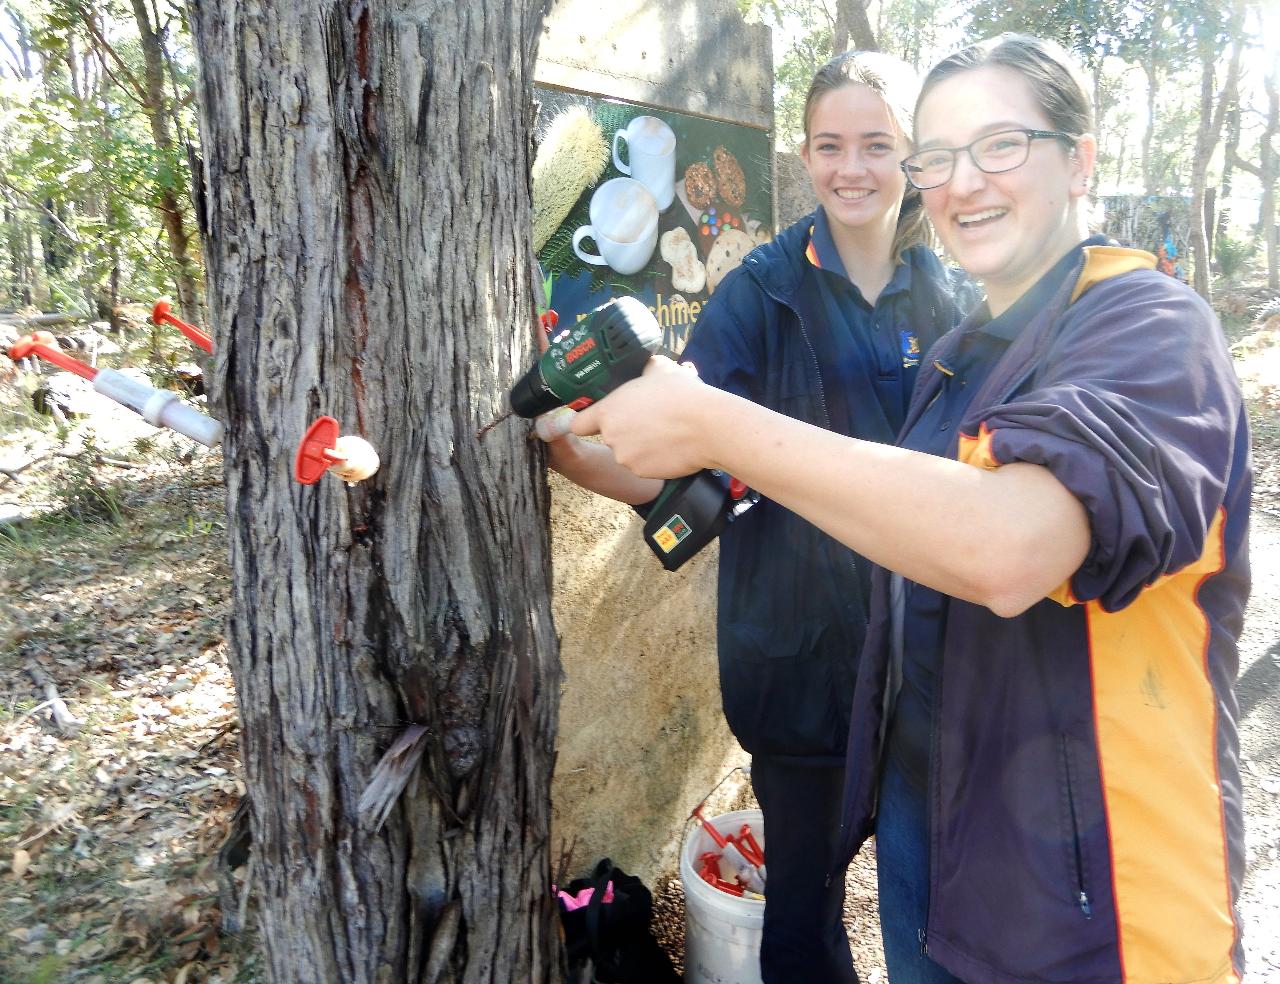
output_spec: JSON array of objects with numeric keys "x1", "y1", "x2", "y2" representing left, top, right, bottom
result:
[{"x1": 558, "y1": 857, "x2": 681, "y2": 984}]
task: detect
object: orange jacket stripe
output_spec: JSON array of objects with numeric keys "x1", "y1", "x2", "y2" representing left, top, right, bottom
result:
[
  {"x1": 1086, "y1": 509, "x2": 1237, "y2": 983},
  {"x1": 960, "y1": 414, "x2": 1240, "y2": 981}
]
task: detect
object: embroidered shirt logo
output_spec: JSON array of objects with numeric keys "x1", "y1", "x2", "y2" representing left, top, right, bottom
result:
[{"x1": 900, "y1": 331, "x2": 921, "y2": 368}]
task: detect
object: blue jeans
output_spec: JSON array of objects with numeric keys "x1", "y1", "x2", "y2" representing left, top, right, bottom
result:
[{"x1": 875, "y1": 759, "x2": 965, "y2": 984}]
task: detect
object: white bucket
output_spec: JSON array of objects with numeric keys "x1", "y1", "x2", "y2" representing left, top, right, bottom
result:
[{"x1": 679, "y1": 808, "x2": 766, "y2": 984}]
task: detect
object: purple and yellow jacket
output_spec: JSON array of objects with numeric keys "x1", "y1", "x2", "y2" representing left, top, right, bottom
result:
[{"x1": 838, "y1": 245, "x2": 1251, "y2": 983}]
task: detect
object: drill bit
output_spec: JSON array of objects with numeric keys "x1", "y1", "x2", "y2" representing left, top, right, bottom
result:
[{"x1": 475, "y1": 409, "x2": 513, "y2": 440}]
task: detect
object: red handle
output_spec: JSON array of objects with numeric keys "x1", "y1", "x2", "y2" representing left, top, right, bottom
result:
[
  {"x1": 692, "y1": 807, "x2": 729, "y2": 849},
  {"x1": 153, "y1": 299, "x2": 213, "y2": 354},
  {"x1": 7, "y1": 333, "x2": 98, "y2": 381},
  {"x1": 294, "y1": 416, "x2": 346, "y2": 484}
]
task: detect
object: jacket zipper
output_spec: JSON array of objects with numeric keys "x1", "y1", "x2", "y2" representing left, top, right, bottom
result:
[
  {"x1": 921, "y1": 597, "x2": 948, "y2": 956},
  {"x1": 1060, "y1": 736, "x2": 1093, "y2": 918},
  {"x1": 746, "y1": 255, "x2": 833, "y2": 432},
  {"x1": 792, "y1": 307, "x2": 832, "y2": 430},
  {"x1": 749, "y1": 262, "x2": 875, "y2": 891}
]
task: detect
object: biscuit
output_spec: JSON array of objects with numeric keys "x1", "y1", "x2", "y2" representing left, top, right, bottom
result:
[
  {"x1": 713, "y1": 146, "x2": 746, "y2": 208},
  {"x1": 660, "y1": 227, "x2": 707, "y2": 294},
  {"x1": 705, "y1": 228, "x2": 754, "y2": 293},
  {"x1": 684, "y1": 162, "x2": 717, "y2": 210}
]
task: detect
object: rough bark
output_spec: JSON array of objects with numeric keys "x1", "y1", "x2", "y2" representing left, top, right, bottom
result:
[
  {"x1": 129, "y1": 0, "x2": 200, "y2": 320},
  {"x1": 1264, "y1": 67, "x2": 1279, "y2": 290},
  {"x1": 189, "y1": 1, "x2": 560, "y2": 982},
  {"x1": 1215, "y1": 100, "x2": 1240, "y2": 249}
]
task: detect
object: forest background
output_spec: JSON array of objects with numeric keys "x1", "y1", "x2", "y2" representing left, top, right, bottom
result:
[
  {"x1": 0, "y1": 0, "x2": 1277, "y2": 316},
  {"x1": 0, "y1": 1, "x2": 1277, "y2": 983}
]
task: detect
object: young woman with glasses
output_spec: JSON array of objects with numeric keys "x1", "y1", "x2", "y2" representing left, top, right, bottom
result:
[
  {"x1": 568, "y1": 33, "x2": 1250, "y2": 984},
  {"x1": 541, "y1": 51, "x2": 960, "y2": 984}
]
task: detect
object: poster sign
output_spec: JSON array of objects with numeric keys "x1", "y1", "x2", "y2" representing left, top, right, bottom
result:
[{"x1": 534, "y1": 87, "x2": 774, "y2": 356}]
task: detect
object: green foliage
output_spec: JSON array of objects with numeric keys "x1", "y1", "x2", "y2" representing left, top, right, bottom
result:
[
  {"x1": 963, "y1": 0, "x2": 1132, "y2": 67},
  {"x1": 876, "y1": 0, "x2": 957, "y2": 72},
  {"x1": 1215, "y1": 231, "x2": 1256, "y2": 278},
  {"x1": 0, "y1": 0, "x2": 200, "y2": 312}
]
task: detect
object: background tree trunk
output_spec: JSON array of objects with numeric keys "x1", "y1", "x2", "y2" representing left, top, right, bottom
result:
[
  {"x1": 189, "y1": 1, "x2": 561, "y2": 981},
  {"x1": 1250, "y1": 62, "x2": 1280, "y2": 290},
  {"x1": 1140, "y1": 0, "x2": 1163, "y2": 196},
  {"x1": 832, "y1": 0, "x2": 877, "y2": 55},
  {"x1": 1188, "y1": 1, "x2": 1242, "y2": 301},
  {"x1": 1265, "y1": 69, "x2": 1279, "y2": 290},
  {"x1": 129, "y1": 0, "x2": 200, "y2": 320}
]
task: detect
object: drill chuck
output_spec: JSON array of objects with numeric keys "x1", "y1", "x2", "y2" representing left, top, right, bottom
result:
[{"x1": 509, "y1": 366, "x2": 561, "y2": 419}]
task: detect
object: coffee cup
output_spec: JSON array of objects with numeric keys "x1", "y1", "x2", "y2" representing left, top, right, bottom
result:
[
  {"x1": 572, "y1": 177, "x2": 659, "y2": 276},
  {"x1": 613, "y1": 116, "x2": 676, "y2": 211}
]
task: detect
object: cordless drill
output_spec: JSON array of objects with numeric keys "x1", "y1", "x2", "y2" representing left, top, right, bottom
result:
[{"x1": 510, "y1": 296, "x2": 757, "y2": 571}]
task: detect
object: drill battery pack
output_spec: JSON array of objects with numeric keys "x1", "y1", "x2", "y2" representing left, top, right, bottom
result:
[{"x1": 643, "y1": 470, "x2": 758, "y2": 572}]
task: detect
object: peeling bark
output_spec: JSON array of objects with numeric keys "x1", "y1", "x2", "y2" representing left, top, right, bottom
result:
[{"x1": 189, "y1": 1, "x2": 560, "y2": 981}]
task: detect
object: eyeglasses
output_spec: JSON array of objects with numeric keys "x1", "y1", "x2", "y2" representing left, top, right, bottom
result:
[{"x1": 900, "y1": 128, "x2": 1078, "y2": 190}]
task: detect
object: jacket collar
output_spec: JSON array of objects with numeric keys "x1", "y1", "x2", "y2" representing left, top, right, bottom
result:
[
  {"x1": 740, "y1": 210, "x2": 817, "y2": 304},
  {"x1": 905, "y1": 237, "x2": 1156, "y2": 437},
  {"x1": 742, "y1": 208, "x2": 925, "y2": 306}
]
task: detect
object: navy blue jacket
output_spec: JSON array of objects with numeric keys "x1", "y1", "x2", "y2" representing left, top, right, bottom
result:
[
  {"x1": 838, "y1": 247, "x2": 1250, "y2": 982},
  {"x1": 681, "y1": 214, "x2": 957, "y2": 760}
]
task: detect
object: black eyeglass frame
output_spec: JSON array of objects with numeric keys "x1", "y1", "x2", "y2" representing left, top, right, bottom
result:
[{"x1": 900, "y1": 128, "x2": 1078, "y2": 190}]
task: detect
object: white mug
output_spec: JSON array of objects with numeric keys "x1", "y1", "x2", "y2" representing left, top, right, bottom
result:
[
  {"x1": 613, "y1": 116, "x2": 676, "y2": 211},
  {"x1": 572, "y1": 177, "x2": 659, "y2": 275}
]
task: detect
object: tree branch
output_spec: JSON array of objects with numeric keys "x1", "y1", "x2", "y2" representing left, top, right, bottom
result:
[
  {"x1": 0, "y1": 27, "x2": 22, "y2": 79},
  {"x1": 0, "y1": 175, "x2": 83, "y2": 245},
  {"x1": 75, "y1": 6, "x2": 150, "y2": 106},
  {"x1": 1228, "y1": 150, "x2": 1262, "y2": 179}
]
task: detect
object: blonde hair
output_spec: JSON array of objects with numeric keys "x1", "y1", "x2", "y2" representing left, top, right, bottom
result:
[{"x1": 803, "y1": 51, "x2": 929, "y2": 264}]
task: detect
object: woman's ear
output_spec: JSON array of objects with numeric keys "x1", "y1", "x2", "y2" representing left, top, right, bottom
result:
[{"x1": 1070, "y1": 133, "x2": 1098, "y2": 197}]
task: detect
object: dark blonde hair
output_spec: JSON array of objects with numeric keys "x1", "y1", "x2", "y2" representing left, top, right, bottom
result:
[
  {"x1": 917, "y1": 34, "x2": 1094, "y2": 139},
  {"x1": 802, "y1": 51, "x2": 928, "y2": 263}
]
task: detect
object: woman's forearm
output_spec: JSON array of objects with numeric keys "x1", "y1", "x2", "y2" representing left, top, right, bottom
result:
[
  {"x1": 575, "y1": 365, "x2": 1091, "y2": 615},
  {"x1": 709, "y1": 399, "x2": 1089, "y2": 614}
]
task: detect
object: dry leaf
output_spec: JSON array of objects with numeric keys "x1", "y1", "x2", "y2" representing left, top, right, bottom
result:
[{"x1": 11, "y1": 848, "x2": 30, "y2": 879}]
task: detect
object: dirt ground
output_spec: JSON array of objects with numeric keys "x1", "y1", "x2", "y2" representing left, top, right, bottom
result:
[{"x1": 0, "y1": 294, "x2": 1277, "y2": 983}]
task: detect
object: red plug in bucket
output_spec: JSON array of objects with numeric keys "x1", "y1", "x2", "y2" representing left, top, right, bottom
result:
[{"x1": 680, "y1": 808, "x2": 766, "y2": 984}]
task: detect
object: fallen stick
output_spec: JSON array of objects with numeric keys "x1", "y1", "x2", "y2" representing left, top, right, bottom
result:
[
  {"x1": 1, "y1": 448, "x2": 138, "y2": 484},
  {"x1": 24, "y1": 660, "x2": 83, "y2": 736},
  {"x1": 0, "y1": 454, "x2": 54, "y2": 482}
]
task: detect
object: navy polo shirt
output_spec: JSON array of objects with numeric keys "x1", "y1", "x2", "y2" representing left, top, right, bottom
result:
[
  {"x1": 885, "y1": 240, "x2": 1100, "y2": 792},
  {"x1": 806, "y1": 209, "x2": 927, "y2": 430}
]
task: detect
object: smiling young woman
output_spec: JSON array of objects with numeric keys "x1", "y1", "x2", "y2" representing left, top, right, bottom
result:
[
  {"x1": 542, "y1": 51, "x2": 961, "y2": 984},
  {"x1": 569, "y1": 34, "x2": 1251, "y2": 984}
]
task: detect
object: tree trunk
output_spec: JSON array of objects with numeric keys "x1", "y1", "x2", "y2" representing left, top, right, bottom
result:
[
  {"x1": 1190, "y1": 46, "x2": 1214, "y2": 299},
  {"x1": 1215, "y1": 101, "x2": 1240, "y2": 249},
  {"x1": 832, "y1": 0, "x2": 876, "y2": 55},
  {"x1": 1259, "y1": 63, "x2": 1279, "y2": 290},
  {"x1": 189, "y1": 2, "x2": 560, "y2": 982},
  {"x1": 130, "y1": 0, "x2": 200, "y2": 320},
  {"x1": 1141, "y1": 2, "x2": 1162, "y2": 197},
  {"x1": 1189, "y1": 3, "x2": 1242, "y2": 301}
]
